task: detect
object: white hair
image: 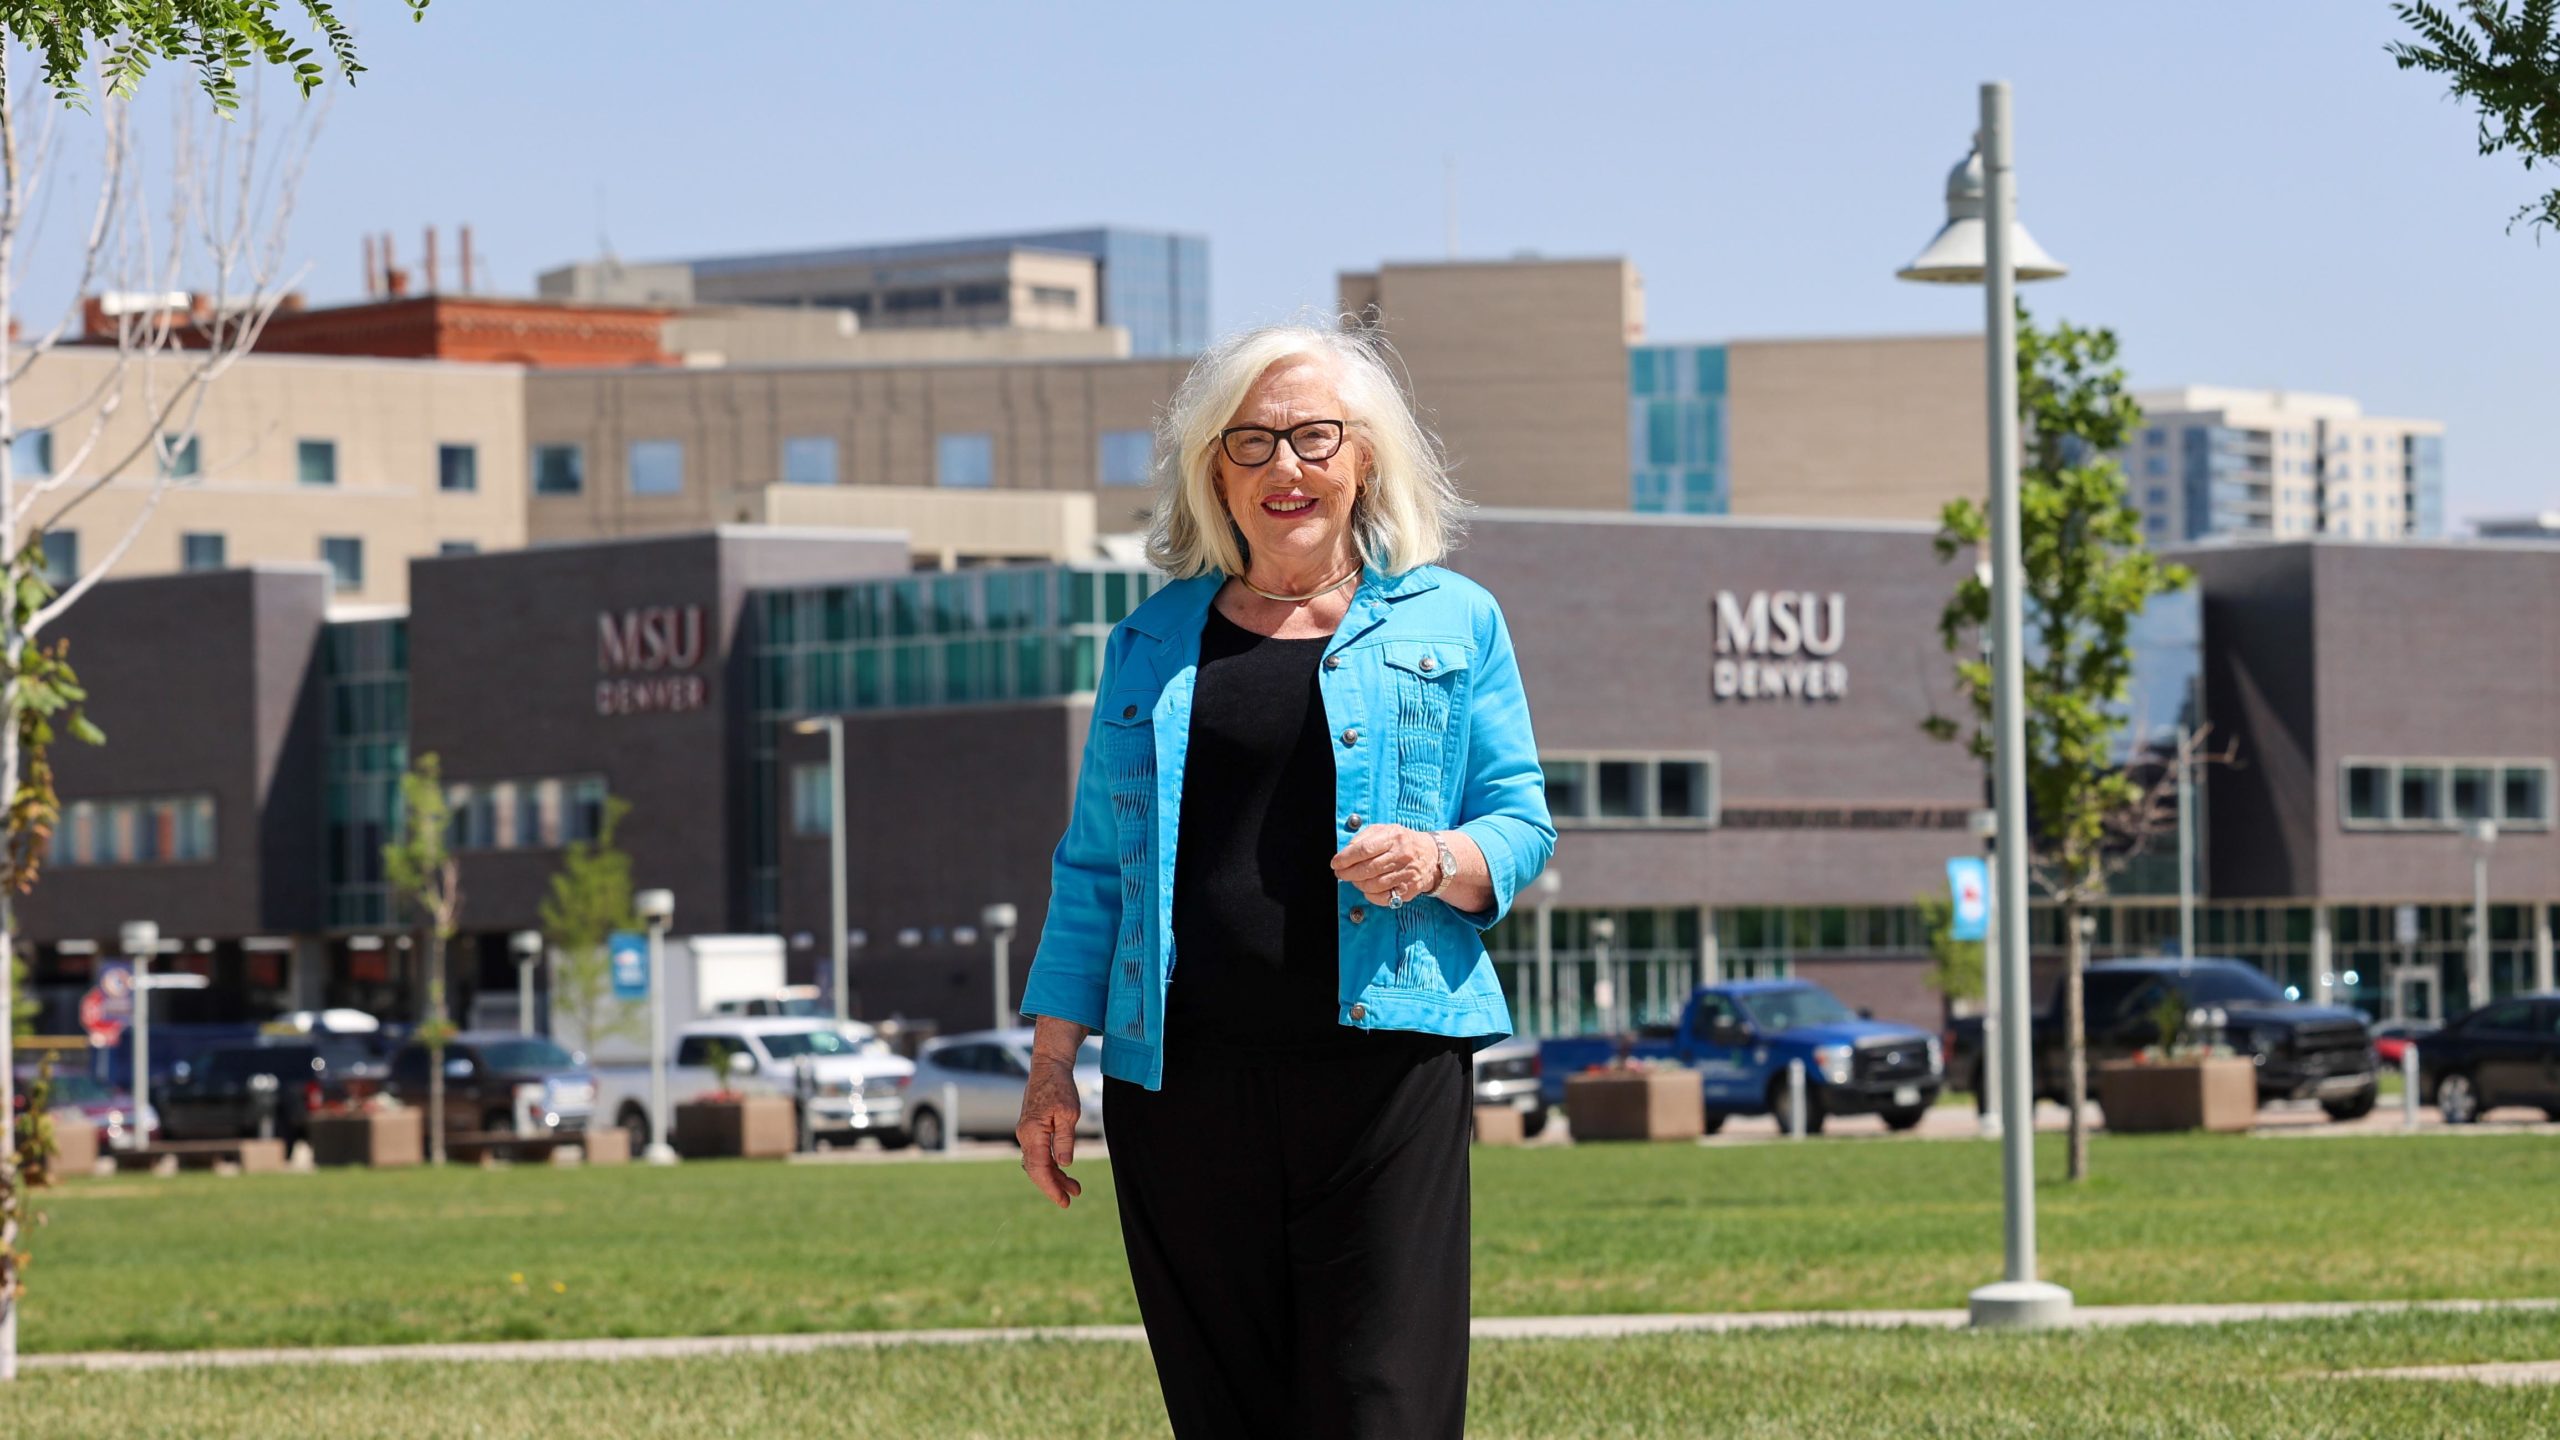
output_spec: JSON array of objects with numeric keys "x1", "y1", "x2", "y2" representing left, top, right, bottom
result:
[{"x1": 1144, "y1": 319, "x2": 1466, "y2": 579}]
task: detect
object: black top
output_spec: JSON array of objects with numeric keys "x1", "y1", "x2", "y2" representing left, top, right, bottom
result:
[{"x1": 1166, "y1": 607, "x2": 1465, "y2": 1068}]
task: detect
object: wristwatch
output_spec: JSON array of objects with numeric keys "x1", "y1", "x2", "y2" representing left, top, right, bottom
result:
[{"x1": 1426, "y1": 832, "x2": 1459, "y2": 898}]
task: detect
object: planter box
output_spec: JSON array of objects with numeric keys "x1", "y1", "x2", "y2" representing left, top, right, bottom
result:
[
  {"x1": 576, "y1": 1127, "x2": 630, "y2": 1165},
  {"x1": 1563, "y1": 1068, "x2": 1703, "y2": 1141},
  {"x1": 1472, "y1": 1104, "x2": 1525, "y2": 1146},
  {"x1": 2096, "y1": 1057, "x2": 2257, "y2": 1134},
  {"x1": 47, "y1": 1115, "x2": 100, "y2": 1176},
  {"x1": 308, "y1": 1110, "x2": 425, "y2": 1168},
  {"x1": 673, "y1": 1096, "x2": 795, "y2": 1159}
]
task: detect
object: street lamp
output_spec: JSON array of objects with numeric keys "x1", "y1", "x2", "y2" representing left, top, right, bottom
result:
[
  {"x1": 2466, "y1": 819, "x2": 2498, "y2": 1010},
  {"x1": 510, "y1": 930, "x2": 544, "y2": 1037},
  {"x1": 1898, "y1": 80, "x2": 2074, "y2": 1332},
  {"x1": 120, "y1": 920, "x2": 160, "y2": 1154},
  {"x1": 635, "y1": 888, "x2": 678, "y2": 1165},
  {"x1": 1590, "y1": 914, "x2": 1618, "y2": 1043},
  {"x1": 982, "y1": 903, "x2": 1019, "y2": 1031},
  {"x1": 1533, "y1": 870, "x2": 1562, "y2": 1037},
  {"x1": 792, "y1": 716, "x2": 852, "y2": 1026}
]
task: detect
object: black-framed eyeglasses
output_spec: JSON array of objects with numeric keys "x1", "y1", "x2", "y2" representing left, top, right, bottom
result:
[{"x1": 1217, "y1": 419, "x2": 1346, "y2": 467}]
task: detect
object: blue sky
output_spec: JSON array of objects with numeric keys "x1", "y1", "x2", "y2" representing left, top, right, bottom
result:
[{"x1": 38, "y1": 1, "x2": 2556, "y2": 523}]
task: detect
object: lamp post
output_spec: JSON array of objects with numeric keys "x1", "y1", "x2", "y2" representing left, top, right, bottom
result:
[
  {"x1": 1591, "y1": 914, "x2": 1618, "y2": 1044},
  {"x1": 1533, "y1": 869, "x2": 1561, "y2": 1037},
  {"x1": 982, "y1": 903, "x2": 1019, "y2": 1031},
  {"x1": 510, "y1": 929, "x2": 543, "y2": 1036},
  {"x1": 120, "y1": 920, "x2": 160, "y2": 1154},
  {"x1": 635, "y1": 888, "x2": 678, "y2": 1165},
  {"x1": 1898, "y1": 80, "x2": 2073, "y2": 1331},
  {"x1": 1966, "y1": 809, "x2": 2002, "y2": 1141},
  {"x1": 792, "y1": 716, "x2": 852, "y2": 1025},
  {"x1": 2466, "y1": 819, "x2": 2498, "y2": 1010}
]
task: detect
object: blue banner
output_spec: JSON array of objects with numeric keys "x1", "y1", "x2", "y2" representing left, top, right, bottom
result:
[
  {"x1": 608, "y1": 931, "x2": 650, "y2": 1001},
  {"x1": 1946, "y1": 857, "x2": 1990, "y2": 943}
]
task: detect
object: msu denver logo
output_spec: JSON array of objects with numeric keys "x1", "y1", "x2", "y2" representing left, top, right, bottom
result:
[{"x1": 1713, "y1": 590, "x2": 1848, "y2": 703}]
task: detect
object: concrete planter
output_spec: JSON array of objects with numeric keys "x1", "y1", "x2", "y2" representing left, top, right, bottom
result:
[
  {"x1": 308, "y1": 1110, "x2": 426, "y2": 1168},
  {"x1": 2096, "y1": 1057, "x2": 2257, "y2": 1133},
  {"x1": 47, "y1": 1115, "x2": 100, "y2": 1176},
  {"x1": 673, "y1": 1096, "x2": 795, "y2": 1159},
  {"x1": 1472, "y1": 1103, "x2": 1525, "y2": 1146},
  {"x1": 1563, "y1": 1068, "x2": 1703, "y2": 1141},
  {"x1": 577, "y1": 1126, "x2": 631, "y2": 1165}
]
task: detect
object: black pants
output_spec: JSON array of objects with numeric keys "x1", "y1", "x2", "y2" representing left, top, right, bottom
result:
[{"x1": 1104, "y1": 1040, "x2": 1473, "y2": 1440}]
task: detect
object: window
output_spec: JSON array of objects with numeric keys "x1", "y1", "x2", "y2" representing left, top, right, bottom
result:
[
  {"x1": 437, "y1": 541, "x2": 479, "y2": 558},
  {"x1": 447, "y1": 773, "x2": 607, "y2": 851},
  {"x1": 437, "y1": 443, "x2": 479, "y2": 493},
  {"x1": 790, "y1": 762, "x2": 832, "y2": 836},
  {"x1": 2145, "y1": 487, "x2": 2167, "y2": 506},
  {"x1": 181, "y1": 532, "x2": 226, "y2": 572},
  {"x1": 2398, "y1": 765, "x2": 2443, "y2": 822},
  {"x1": 40, "y1": 530, "x2": 76, "y2": 587},
  {"x1": 321, "y1": 536, "x2": 363, "y2": 593},
  {"x1": 1543, "y1": 753, "x2": 1719, "y2": 827},
  {"x1": 782, "y1": 436, "x2": 838, "y2": 487},
  {"x1": 1657, "y1": 760, "x2": 1711, "y2": 819},
  {"x1": 1543, "y1": 759, "x2": 1589, "y2": 819},
  {"x1": 48, "y1": 793, "x2": 214, "y2": 866},
  {"x1": 883, "y1": 288, "x2": 943, "y2": 313},
  {"x1": 1098, "y1": 429, "x2": 1153, "y2": 487},
  {"x1": 164, "y1": 432, "x2": 200, "y2": 479},
  {"x1": 937, "y1": 432, "x2": 994, "y2": 489},
  {"x1": 1597, "y1": 760, "x2": 1643, "y2": 819},
  {"x1": 2145, "y1": 457, "x2": 2168, "y2": 478},
  {"x1": 2451, "y1": 766, "x2": 2495, "y2": 821},
  {"x1": 10, "y1": 428, "x2": 51, "y2": 477},
  {"x1": 952, "y1": 282, "x2": 1006, "y2": 307},
  {"x1": 297, "y1": 439, "x2": 337, "y2": 486},
  {"x1": 532, "y1": 443, "x2": 584, "y2": 496},
  {"x1": 2346, "y1": 759, "x2": 2554, "y2": 830},
  {"x1": 2345, "y1": 764, "x2": 2389, "y2": 822},
  {"x1": 628, "y1": 440, "x2": 684, "y2": 496},
  {"x1": 1030, "y1": 285, "x2": 1078, "y2": 307},
  {"x1": 2504, "y1": 766, "x2": 2551, "y2": 824}
]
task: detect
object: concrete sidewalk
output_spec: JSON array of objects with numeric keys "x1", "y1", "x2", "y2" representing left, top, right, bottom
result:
[{"x1": 24, "y1": 1297, "x2": 2558, "y2": 1374}]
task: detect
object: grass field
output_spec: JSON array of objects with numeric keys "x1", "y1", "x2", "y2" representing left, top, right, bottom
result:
[
  {"x1": 19, "y1": 1129, "x2": 2560, "y2": 1356},
  {"x1": 4, "y1": 1310, "x2": 2558, "y2": 1438}
]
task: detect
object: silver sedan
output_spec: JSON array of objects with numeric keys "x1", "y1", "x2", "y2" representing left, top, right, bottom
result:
[{"x1": 907, "y1": 1027, "x2": 1105, "y2": 1151}]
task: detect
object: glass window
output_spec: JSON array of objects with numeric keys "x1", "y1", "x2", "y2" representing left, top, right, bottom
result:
[
  {"x1": 568, "y1": 778, "x2": 607, "y2": 842},
  {"x1": 1098, "y1": 429, "x2": 1153, "y2": 487},
  {"x1": 791, "y1": 763, "x2": 832, "y2": 836},
  {"x1": 438, "y1": 541, "x2": 478, "y2": 558},
  {"x1": 2344, "y1": 764, "x2": 2389, "y2": 822},
  {"x1": 181, "y1": 532, "x2": 226, "y2": 571},
  {"x1": 1597, "y1": 760, "x2": 1645, "y2": 819},
  {"x1": 297, "y1": 439, "x2": 337, "y2": 486},
  {"x1": 532, "y1": 443, "x2": 584, "y2": 496},
  {"x1": 770, "y1": 434, "x2": 837, "y2": 488},
  {"x1": 1543, "y1": 759, "x2": 1589, "y2": 820},
  {"x1": 952, "y1": 282, "x2": 1006, "y2": 307},
  {"x1": 39, "y1": 530, "x2": 76, "y2": 587},
  {"x1": 937, "y1": 432, "x2": 994, "y2": 489},
  {"x1": 1657, "y1": 759, "x2": 1710, "y2": 819},
  {"x1": 2397, "y1": 765, "x2": 2444, "y2": 824},
  {"x1": 321, "y1": 536, "x2": 363, "y2": 593},
  {"x1": 10, "y1": 428, "x2": 51, "y2": 477},
  {"x1": 628, "y1": 440, "x2": 684, "y2": 496},
  {"x1": 437, "y1": 443, "x2": 478, "y2": 492},
  {"x1": 2451, "y1": 766, "x2": 2496, "y2": 821},
  {"x1": 164, "y1": 432, "x2": 200, "y2": 478},
  {"x1": 2504, "y1": 766, "x2": 2551, "y2": 823}
]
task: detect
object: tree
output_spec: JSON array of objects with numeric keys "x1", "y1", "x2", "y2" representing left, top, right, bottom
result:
[
  {"x1": 383, "y1": 752, "x2": 461, "y2": 1165},
  {"x1": 2391, "y1": 1, "x2": 2560, "y2": 235},
  {"x1": 1924, "y1": 305, "x2": 2192, "y2": 1184},
  {"x1": 0, "y1": 6, "x2": 426, "y2": 1384},
  {"x1": 539, "y1": 794, "x2": 641, "y2": 1058},
  {"x1": 1916, "y1": 890, "x2": 1986, "y2": 1010}
]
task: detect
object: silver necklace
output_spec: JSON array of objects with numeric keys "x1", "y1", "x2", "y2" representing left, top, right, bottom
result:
[{"x1": 1239, "y1": 564, "x2": 1360, "y2": 604}]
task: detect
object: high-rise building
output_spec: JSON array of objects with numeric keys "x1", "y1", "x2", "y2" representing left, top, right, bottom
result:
[{"x1": 2127, "y1": 387, "x2": 2446, "y2": 544}]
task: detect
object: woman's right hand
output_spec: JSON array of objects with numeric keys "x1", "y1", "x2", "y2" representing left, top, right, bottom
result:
[{"x1": 1016, "y1": 1019, "x2": 1089, "y2": 1208}]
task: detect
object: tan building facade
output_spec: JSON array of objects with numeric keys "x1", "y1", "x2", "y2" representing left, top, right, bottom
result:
[
  {"x1": 1723, "y1": 334, "x2": 1986, "y2": 522},
  {"x1": 19, "y1": 349, "x2": 525, "y2": 607}
]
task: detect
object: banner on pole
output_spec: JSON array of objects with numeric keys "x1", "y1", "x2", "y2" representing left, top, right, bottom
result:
[
  {"x1": 1946, "y1": 857, "x2": 1990, "y2": 943},
  {"x1": 609, "y1": 931, "x2": 650, "y2": 1000}
]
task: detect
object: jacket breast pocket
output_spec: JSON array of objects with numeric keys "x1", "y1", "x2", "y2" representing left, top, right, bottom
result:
[
  {"x1": 1097, "y1": 690, "x2": 1157, "y2": 1039},
  {"x1": 1378, "y1": 640, "x2": 1473, "y2": 827}
]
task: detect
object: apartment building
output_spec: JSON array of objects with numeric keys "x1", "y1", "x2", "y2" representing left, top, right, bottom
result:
[{"x1": 2127, "y1": 387, "x2": 2447, "y2": 544}]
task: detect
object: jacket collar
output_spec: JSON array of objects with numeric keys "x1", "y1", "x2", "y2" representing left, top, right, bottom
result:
[{"x1": 1122, "y1": 560, "x2": 1439, "y2": 647}]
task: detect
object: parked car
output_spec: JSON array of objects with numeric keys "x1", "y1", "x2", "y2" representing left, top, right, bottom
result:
[
  {"x1": 1947, "y1": 958, "x2": 2380, "y2": 1122},
  {"x1": 158, "y1": 1036, "x2": 387, "y2": 1148},
  {"x1": 709, "y1": 986, "x2": 828, "y2": 1020},
  {"x1": 2372, "y1": 1020, "x2": 2438, "y2": 1068},
  {"x1": 2417, "y1": 995, "x2": 2560, "y2": 1125},
  {"x1": 13, "y1": 1069, "x2": 159, "y2": 1149},
  {"x1": 908, "y1": 1027, "x2": 1105, "y2": 1151},
  {"x1": 592, "y1": 1017, "x2": 915, "y2": 1152},
  {"x1": 386, "y1": 1032, "x2": 596, "y2": 1135},
  {"x1": 1473, "y1": 1035, "x2": 1546, "y2": 1137},
  {"x1": 1540, "y1": 981, "x2": 1942, "y2": 1135}
]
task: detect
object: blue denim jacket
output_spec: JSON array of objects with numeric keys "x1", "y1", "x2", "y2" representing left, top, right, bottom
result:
[{"x1": 1018, "y1": 562, "x2": 1556, "y2": 1091}]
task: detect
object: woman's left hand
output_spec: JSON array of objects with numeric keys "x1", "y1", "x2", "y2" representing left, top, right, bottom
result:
[{"x1": 1330, "y1": 824, "x2": 1439, "y2": 907}]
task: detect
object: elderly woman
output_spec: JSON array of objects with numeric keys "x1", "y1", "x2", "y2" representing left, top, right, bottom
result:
[{"x1": 1013, "y1": 320, "x2": 1554, "y2": 1438}]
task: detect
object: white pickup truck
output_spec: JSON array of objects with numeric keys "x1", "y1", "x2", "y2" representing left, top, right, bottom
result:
[{"x1": 593, "y1": 1017, "x2": 916, "y2": 1152}]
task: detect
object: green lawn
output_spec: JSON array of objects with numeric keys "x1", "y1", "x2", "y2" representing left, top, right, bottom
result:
[
  {"x1": 19, "y1": 1130, "x2": 2560, "y2": 1356},
  {"x1": 6, "y1": 1311, "x2": 2560, "y2": 1438}
]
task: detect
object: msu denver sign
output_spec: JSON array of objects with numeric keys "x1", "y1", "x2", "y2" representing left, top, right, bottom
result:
[{"x1": 1713, "y1": 590, "x2": 1846, "y2": 703}]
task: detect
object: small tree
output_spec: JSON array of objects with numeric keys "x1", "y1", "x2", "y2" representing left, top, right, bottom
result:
[
  {"x1": 1925, "y1": 306, "x2": 2191, "y2": 1183},
  {"x1": 2391, "y1": 1, "x2": 2560, "y2": 236},
  {"x1": 538, "y1": 794, "x2": 640, "y2": 1057},
  {"x1": 383, "y1": 752, "x2": 461, "y2": 1164},
  {"x1": 1916, "y1": 890, "x2": 1986, "y2": 1012}
]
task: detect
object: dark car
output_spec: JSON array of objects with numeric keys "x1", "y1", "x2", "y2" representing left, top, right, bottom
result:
[
  {"x1": 12, "y1": 1069, "x2": 160, "y2": 1149},
  {"x1": 2372, "y1": 1020, "x2": 2438, "y2": 1068},
  {"x1": 158, "y1": 1037, "x2": 387, "y2": 1147},
  {"x1": 2417, "y1": 995, "x2": 2560, "y2": 1125},
  {"x1": 386, "y1": 1032, "x2": 596, "y2": 1136},
  {"x1": 1949, "y1": 958, "x2": 2379, "y2": 1122}
]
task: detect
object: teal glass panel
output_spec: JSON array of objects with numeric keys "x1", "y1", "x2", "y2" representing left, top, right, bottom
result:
[
  {"x1": 853, "y1": 649, "x2": 883, "y2": 708},
  {"x1": 1647, "y1": 402, "x2": 1680, "y2": 465},
  {"x1": 1693, "y1": 346, "x2": 1727, "y2": 395}
]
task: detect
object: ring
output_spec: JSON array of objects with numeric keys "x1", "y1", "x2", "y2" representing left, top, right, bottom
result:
[{"x1": 1388, "y1": 887, "x2": 1404, "y2": 908}]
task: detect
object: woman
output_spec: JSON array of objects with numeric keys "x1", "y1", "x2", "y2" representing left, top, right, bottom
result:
[{"x1": 1013, "y1": 320, "x2": 1554, "y2": 1439}]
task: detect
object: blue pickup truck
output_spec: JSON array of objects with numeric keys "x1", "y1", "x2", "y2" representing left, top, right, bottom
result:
[{"x1": 1539, "y1": 980, "x2": 1945, "y2": 1135}]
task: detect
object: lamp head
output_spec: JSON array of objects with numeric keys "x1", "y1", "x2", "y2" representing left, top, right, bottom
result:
[
  {"x1": 120, "y1": 920, "x2": 160, "y2": 955},
  {"x1": 2465, "y1": 818, "x2": 2500, "y2": 847},
  {"x1": 635, "y1": 888, "x2": 675, "y2": 925},
  {"x1": 791, "y1": 717, "x2": 832, "y2": 736},
  {"x1": 981, "y1": 902, "x2": 1018, "y2": 932},
  {"x1": 1534, "y1": 870, "x2": 1562, "y2": 899},
  {"x1": 1896, "y1": 144, "x2": 2069, "y2": 285},
  {"x1": 511, "y1": 929, "x2": 544, "y2": 960}
]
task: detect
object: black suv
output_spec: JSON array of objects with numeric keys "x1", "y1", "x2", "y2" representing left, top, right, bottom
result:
[
  {"x1": 158, "y1": 1037, "x2": 387, "y2": 1148},
  {"x1": 386, "y1": 1032, "x2": 596, "y2": 1136},
  {"x1": 1950, "y1": 958, "x2": 2379, "y2": 1122}
]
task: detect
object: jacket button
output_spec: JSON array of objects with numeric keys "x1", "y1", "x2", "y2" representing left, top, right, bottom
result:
[
  {"x1": 1349, "y1": 1003, "x2": 1367, "y2": 1022},
  {"x1": 1418, "y1": 655, "x2": 1436, "y2": 673},
  {"x1": 1323, "y1": 654, "x2": 1341, "y2": 670},
  {"x1": 1341, "y1": 727, "x2": 1360, "y2": 746},
  {"x1": 1121, "y1": 704, "x2": 1137, "y2": 719},
  {"x1": 1344, "y1": 812, "x2": 1364, "y2": 830},
  {"x1": 1348, "y1": 906, "x2": 1367, "y2": 924}
]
